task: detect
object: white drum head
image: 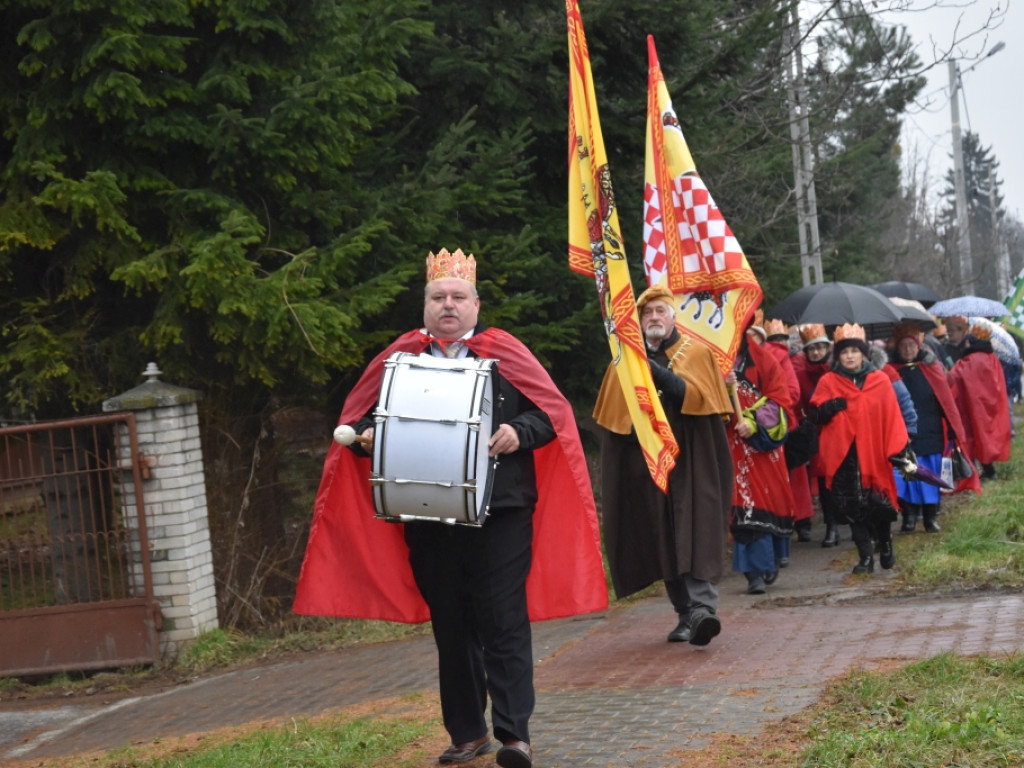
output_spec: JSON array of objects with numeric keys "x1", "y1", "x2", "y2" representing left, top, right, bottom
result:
[{"x1": 371, "y1": 352, "x2": 497, "y2": 525}]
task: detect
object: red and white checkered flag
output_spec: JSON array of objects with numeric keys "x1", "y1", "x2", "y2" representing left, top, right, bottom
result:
[{"x1": 643, "y1": 35, "x2": 762, "y2": 374}]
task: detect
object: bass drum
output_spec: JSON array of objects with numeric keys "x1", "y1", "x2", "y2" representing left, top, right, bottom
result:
[{"x1": 371, "y1": 352, "x2": 497, "y2": 526}]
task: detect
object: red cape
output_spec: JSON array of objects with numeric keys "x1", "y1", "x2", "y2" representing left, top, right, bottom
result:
[
  {"x1": 893, "y1": 358, "x2": 981, "y2": 495},
  {"x1": 292, "y1": 328, "x2": 609, "y2": 623},
  {"x1": 791, "y1": 353, "x2": 830, "y2": 419},
  {"x1": 811, "y1": 369, "x2": 908, "y2": 508},
  {"x1": 948, "y1": 350, "x2": 1012, "y2": 464},
  {"x1": 764, "y1": 343, "x2": 814, "y2": 520},
  {"x1": 731, "y1": 342, "x2": 795, "y2": 518},
  {"x1": 764, "y1": 341, "x2": 800, "y2": 424},
  {"x1": 746, "y1": 340, "x2": 794, "y2": 413},
  {"x1": 791, "y1": 352, "x2": 830, "y2": 484}
]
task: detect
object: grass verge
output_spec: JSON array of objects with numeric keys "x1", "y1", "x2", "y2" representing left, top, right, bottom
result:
[
  {"x1": 800, "y1": 653, "x2": 1024, "y2": 767},
  {"x1": 892, "y1": 404, "x2": 1024, "y2": 592}
]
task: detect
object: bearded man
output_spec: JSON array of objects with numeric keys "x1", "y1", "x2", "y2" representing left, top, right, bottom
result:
[{"x1": 593, "y1": 285, "x2": 734, "y2": 645}]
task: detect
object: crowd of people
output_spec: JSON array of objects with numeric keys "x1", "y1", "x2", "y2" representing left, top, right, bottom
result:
[{"x1": 293, "y1": 250, "x2": 1017, "y2": 767}]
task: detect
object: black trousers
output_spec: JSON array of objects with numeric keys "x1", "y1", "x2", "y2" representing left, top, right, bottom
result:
[{"x1": 404, "y1": 507, "x2": 534, "y2": 745}]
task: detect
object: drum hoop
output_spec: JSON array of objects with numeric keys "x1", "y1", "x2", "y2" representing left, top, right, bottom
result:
[{"x1": 371, "y1": 352, "x2": 497, "y2": 526}]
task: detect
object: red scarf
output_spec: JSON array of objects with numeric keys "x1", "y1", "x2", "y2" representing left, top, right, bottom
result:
[
  {"x1": 293, "y1": 328, "x2": 608, "y2": 623},
  {"x1": 811, "y1": 368, "x2": 908, "y2": 507}
]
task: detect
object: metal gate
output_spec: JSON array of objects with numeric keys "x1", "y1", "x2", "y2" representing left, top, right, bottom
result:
[{"x1": 0, "y1": 413, "x2": 160, "y2": 677}]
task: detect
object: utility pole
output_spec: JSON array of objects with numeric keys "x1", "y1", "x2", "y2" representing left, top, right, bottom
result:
[
  {"x1": 947, "y1": 42, "x2": 1006, "y2": 296},
  {"x1": 991, "y1": 163, "x2": 1011, "y2": 299},
  {"x1": 948, "y1": 59, "x2": 974, "y2": 294},
  {"x1": 787, "y1": 5, "x2": 823, "y2": 286}
]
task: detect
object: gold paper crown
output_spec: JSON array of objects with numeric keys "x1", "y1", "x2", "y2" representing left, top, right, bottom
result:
[
  {"x1": 970, "y1": 324, "x2": 992, "y2": 341},
  {"x1": 746, "y1": 308, "x2": 767, "y2": 341},
  {"x1": 426, "y1": 248, "x2": 476, "y2": 284},
  {"x1": 765, "y1": 318, "x2": 788, "y2": 337},
  {"x1": 798, "y1": 323, "x2": 829, "y2": 345},
  {"x1": 833, "y1": 323, "x2": 866, "y2": 343},
  {"x1": 892, "y1": 323, "x2": 923, "y2": 343}
]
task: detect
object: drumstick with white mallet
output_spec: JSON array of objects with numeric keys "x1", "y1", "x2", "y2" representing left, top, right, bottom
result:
[{"x1": 333, "y1": 424, "x2": 373, "y2": 447}]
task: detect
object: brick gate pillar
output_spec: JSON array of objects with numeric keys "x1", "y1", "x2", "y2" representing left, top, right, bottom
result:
[{"x1": 103, "y1": 362, "x2": 219, "y2": 658}]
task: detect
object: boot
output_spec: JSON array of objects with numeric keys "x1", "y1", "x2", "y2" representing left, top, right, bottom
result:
[
  {"x1": 745, "y1": 572, "x2": 766, "y2": 594},
  {"x1": 821, "y1": 523, "x2": 840, "y2": 548},
  {"x1": 922, "y1": 504, "x2": 941, "y2": 533},
  {"x1": 852, "y1": 554, "x2": 874, "y2": 574},
  {"x1": 794, "y1": 519, "x2": 812, "y2": 542},
  {"x1": 878, "y1": 539, "x2": 895, "y2": 569},
  {"x1": 900, "y1": 503, "x2": 919, "y2": 533},
  {"x1": 877, "y1": 531, "x2": 895, "y2": 570},
  {"x1": 852, "y1": 539, "x2": 874, "y2": 574}
]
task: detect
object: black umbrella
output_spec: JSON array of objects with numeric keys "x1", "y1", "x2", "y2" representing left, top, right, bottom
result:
[
  {"x1": 870, "y1": 281, "x2": 942, "y2": 307},
  {"x1": 863, "y1": 298, "x2": 937, "y2": 341},
  {"x1": 768, "y1": 281, "x2": 904, "y2": 326}
]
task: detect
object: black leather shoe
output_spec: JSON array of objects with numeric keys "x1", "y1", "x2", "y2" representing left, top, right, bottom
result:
[
  {"x1": 795, "y1": 525, "x2": 812, "y2": 542},
  {"x1": 822, "y1": 525, "x2": 840, "y2": 548},
  {"x1": 763, "y1": 569, "x2": 778, "y2": 585},
  {"x1": 878, "y1": 540, "x2": 895, "y2": 570},
  {"x1": 667, "y1": 616, "x2": 691, "y2": 643},
  {"x1": 496, "y1": 740, "x2": 532, "y2": 768},
  {"x1": 439, "y1": 735, "x2": 494, "y2": 764},
  {"x1": 900, "y1": 514, "x2": 917, "y2": 532},
  {"x1": 852, "y1": 555, "x2": 874, "y2": 574},
  {"x1": 688, "y1": 611, "x2": 721, "y2": 646},
  {"x1": 923, "y1": 518, "x2": 941, "y2": 533}
]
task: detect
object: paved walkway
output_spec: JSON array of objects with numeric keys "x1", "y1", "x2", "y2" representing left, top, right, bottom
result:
[{"x1": 4, "y1": 533, "x2": 1024, "y2": 767}]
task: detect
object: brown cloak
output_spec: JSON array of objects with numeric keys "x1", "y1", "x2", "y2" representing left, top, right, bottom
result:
[{"x1": 595, "y1": 330, "x2": 734, "y2": 598}]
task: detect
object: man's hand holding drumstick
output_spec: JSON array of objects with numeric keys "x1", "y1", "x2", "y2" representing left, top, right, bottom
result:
[
  {"x1": 333, "y1": 424, "x2": 374, "y2": 448},
  {"x1": 335, "y1": 422, "x2": 518, "y2": 458}
]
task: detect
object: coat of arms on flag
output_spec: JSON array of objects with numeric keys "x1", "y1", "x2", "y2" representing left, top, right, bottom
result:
[
  {"x1": 643, "y1": 35, "x2": 762, "y2": 374},
  {"x1": 567, "y1": 1, "x2": 678, "y2": 491}
]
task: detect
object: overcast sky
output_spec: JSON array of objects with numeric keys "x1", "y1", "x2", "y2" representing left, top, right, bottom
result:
[{"x1": 881, "y1": 0, "x2": 1020, "y2": 218}]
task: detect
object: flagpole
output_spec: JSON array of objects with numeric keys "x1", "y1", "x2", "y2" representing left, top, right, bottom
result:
[
  {"x1": 643, "y1": 35, "x2": 763, "y2": 375},
  {"x1": 567, "y1": 1, "x2": 678, "y2": 492}
]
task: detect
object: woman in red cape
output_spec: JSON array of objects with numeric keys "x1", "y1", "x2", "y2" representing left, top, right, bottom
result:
[
  {"x1": 947, "y1": 323, "x2": 1012, "y2": 480},
  {"x1": 889, "y1": 324, "x2": 981, "y2": 533},
  {"x1": 292, "y1": 327, "x2": 608, "y2": 624},
  {"x1": 763, "y1": 319, "x2": 816, "y2": 544},
  {"x1": 811, "y1": 324, "x2": 909, "y2": 575},
  {"x1": 725, "y1": 317, "x2": 795, "y2": 595},
  {"x1": 791, "y1": 324, "x2": 836, "y2": 546}
]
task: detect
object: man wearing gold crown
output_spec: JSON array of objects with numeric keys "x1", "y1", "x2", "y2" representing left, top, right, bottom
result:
[
  {"x1": 293, "y1": 249, "x2": 607, "y2": 768},
  {"x1": 810, "y1": 324, "x2": 912, "y2": 574},
  {"x1": 945, "y1": 320, "x2": 1012, "y2": 480}
]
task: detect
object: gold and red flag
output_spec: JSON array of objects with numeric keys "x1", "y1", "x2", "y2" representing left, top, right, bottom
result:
[
  {"x1": 643, "y1": 35, "x2": 762, "y2": 375},
  {"x1": 567, "y1": 1, "x2": 677, "y2": 491}
]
